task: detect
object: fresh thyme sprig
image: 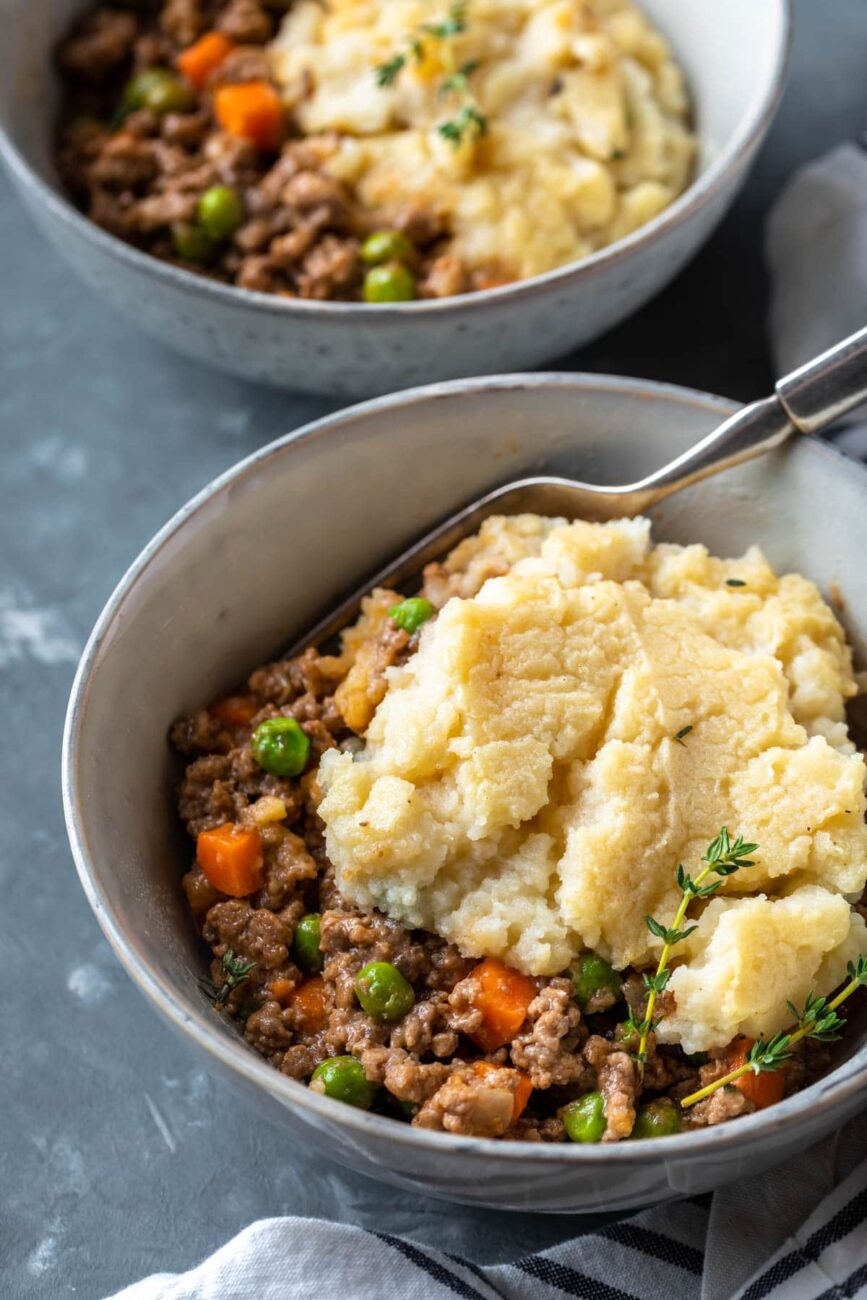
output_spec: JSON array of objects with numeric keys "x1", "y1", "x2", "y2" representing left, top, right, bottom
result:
[
  {"x1": 786, "y1": 990, "x2": 847, "y2": 1042},
  {"x1": 199, "y1": 948, "x2": 257, "y2": 1010},
  {"x1": 374, "y1": 3, "x2": 488, "y2": 147},
  {"x1": 632, "y1": 829, "x2": 759, "y2": 1074},
  {"x1": 681, "y1": 958, "x2": 867, "y2": 1109}
]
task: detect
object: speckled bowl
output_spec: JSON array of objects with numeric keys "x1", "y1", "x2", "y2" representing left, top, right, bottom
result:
[
  {"x1": 63, "y1": 374, "x2": 867, "y2": 1213},
  {"x1": 1, "y1": 0, "x2": 790, "y2": 397}
]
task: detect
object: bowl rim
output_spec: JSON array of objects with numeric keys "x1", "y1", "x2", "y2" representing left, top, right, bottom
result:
[
  {"x1": 62, "y1": 370, "x2": 867, "y2": 1166},
  {"x1": 1, "y1": 0, "x2": 792, "y2": 321}
]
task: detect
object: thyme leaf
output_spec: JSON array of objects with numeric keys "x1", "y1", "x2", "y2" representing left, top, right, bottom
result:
[
  {"x1": 673, "y1": 724, "x2": 693, "y2": 745},
  {"x1": 703, "y1": 827, "x2": 758, "y2": 872},
  {"x1": 423, "y1": 3, "x2": 468, "y2": 37},
  {"x1": 642, "y1": 969, "x2": 671, "y2": 995},
  {"x1": 726, "y1": 578, "x2": 747, "y2": 587},
  {"x1": 438, "y1": 103, "x2": 488, "y2": 145},
  {"x1": 675, "y1": 863, "x2": 725, "y2": 899},
  {"x1": 746, "y1": 1032, "x2": 793, "y2": 1073},
  {"x1": 645, "y1": 915, "x2": 697, "y2": 946},
  {"x1": 786, "y1": 991, "x2": 845, "y2": 1043},
  {"x1": 439, "y1": 58, "x2": 480, "y2": 97},
  {"x1": 199, "y1": 948, "x2": 257, "y2": 1011},
  {"x1": 376, "y1": 53, "x2": 408, "y2": 87}
]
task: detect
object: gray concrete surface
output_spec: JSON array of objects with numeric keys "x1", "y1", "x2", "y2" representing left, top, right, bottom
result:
[{"x1": 2, "y1": 2, "x2": 867, "y2": 1294}]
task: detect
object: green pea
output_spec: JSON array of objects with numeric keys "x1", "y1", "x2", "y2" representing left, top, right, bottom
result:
[
  {"x1": 292, "y1": 913, "x2": 323, "y2": 974},
  {"x1": 171, "y1": 222, "x2": 217, "y2": 264},
  {"x1": 614, "y1": 1020, "x2": 638, "y2": 1048},
  {"x1": 363, "y1": 262, "x2": 416, "y2": 303},
  {"x1": 310, "y1": 1056, "x2": 377, "y2": 1109},
  {"x1": 251, "y1": 717, "x2": 311, "y2": 777},
  {"x1": 198, "y1": 185, "x2": 246, "y2": 241},
  {"x1": 631, "y1": 1098, "x2": 682, "y2": 1140},
  {"x1": 571, "y1": 952, "x2": 623, "y2": 1011},
  {"x1": 360, "y1": 230, "x2": 415, "y2": 266},
  {"x1": 562, "y1": 1091, "x2": 606, "y2": 1144},
  {"x1": 123, "y1": 68, "x2": 195, "y2": 115},
  {"x1": 390, "y1": 1096, "x2": 419, "y2": 1122},
  {"x1": 355, "y1": 961, "x2": 415, "y2": 1023},
  {"x1": 389, "y1": 597, "x2": 436, "y2": 635}
]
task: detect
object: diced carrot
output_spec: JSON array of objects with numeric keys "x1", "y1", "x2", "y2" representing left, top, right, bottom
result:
[
  {"x1": 473, "y1": 268, "x2": 513, "y2": 292},
  {"x1": 213, "y1": 81, "x2": 283, "y2": 151},
  {"x1": 290, "y1": 976, "x2": 328, "y2": 1033},
  {"x1": 472, "y1": 1060, "x2": 533, "y2": 1122},
  {"x1": 512, "y1": 1071, "x2": 533, "y2": 1120},
  {"x1": 196, "y1": 822, "x2": 264, "y2": 897},
  {"x1": 470, "y1": 958, "x2": 537, "y2": 1053},
  {"x1": 269, "y1": 978, "x2": 295, "y2": 1005},
  {"x1": 211, "y1": 693, "x2": 260, "y2": 727},
  {"x1": 177, "y1": 31, "x2": 235, "y2": 89},
  {"x1": 728, "y1": 1036, "x2": 788, "y2": 1110}
]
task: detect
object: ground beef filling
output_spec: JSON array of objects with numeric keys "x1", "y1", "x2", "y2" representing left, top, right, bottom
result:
[
  {"x1": 171, "y1": 591, "x2": 842, "y2": 1141},
  {"x1": 56, "y1": 0, "x2": 468, "y2": 299}
]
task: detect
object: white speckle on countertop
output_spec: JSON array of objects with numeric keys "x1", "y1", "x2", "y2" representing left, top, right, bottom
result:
[
  {"x1": 51, "y1": 1139, "x2": 89, "y2": 1196},
  {"x1": 144, "y1": 1092, "x2": 178, "y2": 1154},
  {"x1": 24, "y1": 1144, "x2": 88, "y2": 1278},
  {"x1": 215, "y1": 408, "x2": 251, "y2": 436},
  {"x1": 67, "y1": 963, "x2": 113, "y2": 1006},
  {"x1": 161, "y1": 1069, "x2": 214, "y2": 1128},
  {"x1": 26, "y1": 1234, "x2": 59, "y2": 1277},
  {"x1": 32, "y1": 1135, "x2": 90, "y2": 1197},
  {"x1": 30, "y1": 435, "x2": 88, "y2": 481},
  {"x1": 0, "y1": 589, "x2": 81, "y2": 667}
]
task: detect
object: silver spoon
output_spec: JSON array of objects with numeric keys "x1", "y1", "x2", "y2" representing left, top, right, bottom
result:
[{"x1": 293, "y1": 325, "x2": 867, "y2": 653}]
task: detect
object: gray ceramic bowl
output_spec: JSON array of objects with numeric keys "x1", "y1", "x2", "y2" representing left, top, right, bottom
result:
[
  {"x1": 63, "y1": 374, "x2": 867, "y2": 1214},
  {"x1": 1, "y1": 0, "x2": 790, "y2": 397}
]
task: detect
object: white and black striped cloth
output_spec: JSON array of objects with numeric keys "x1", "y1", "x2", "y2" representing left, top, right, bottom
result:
[
  {"x1": 111, "y1": 1113, "x2": 867, "y2": 1299},
  {"x1": 766, "y1": 140, "x2": 867, "y2": 459},
  {"x1": 110, "y1": 146, "x2": 867, "y2": 1300}
]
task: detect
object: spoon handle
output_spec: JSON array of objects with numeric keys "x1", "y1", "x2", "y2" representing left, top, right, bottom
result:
[
  {"x1": 776, "y1": 324, "x2": 867, "y2": 433},
  {"x1": 626, "y1": 323, "x2": 867, "y2": 508}
]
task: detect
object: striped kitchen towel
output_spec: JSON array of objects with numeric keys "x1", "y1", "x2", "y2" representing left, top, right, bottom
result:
[
  {"x1": 766, "y1": 139, "x2": 867, "y2": 458},
  {"x1": 108, "y1": 1110, "x2": 867, "y2": 1299}
]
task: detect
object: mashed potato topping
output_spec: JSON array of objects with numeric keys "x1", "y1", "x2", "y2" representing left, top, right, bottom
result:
[
  {"x1": 269, "y1": 0, "x2": 695, "y2": 284},
  {"x1": 318, "y1": 516, "x2": 867, "y2": 1051}
]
